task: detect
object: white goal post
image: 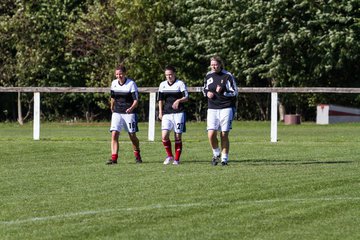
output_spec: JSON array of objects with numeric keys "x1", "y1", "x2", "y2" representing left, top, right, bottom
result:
[{"x1": 1, "y1": 87, "x2": 359, "y2": 142}]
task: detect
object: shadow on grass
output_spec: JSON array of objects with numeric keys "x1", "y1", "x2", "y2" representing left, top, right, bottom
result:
[
  {"x1": 106, "y1": 159, "x2": 354, "y2": 166},
  {"x1": 186, "y1": 159, "x2": 353, "y2": 165},
  {"x1": 229, "y1": 159, "x2": 352, "y2": 165}
]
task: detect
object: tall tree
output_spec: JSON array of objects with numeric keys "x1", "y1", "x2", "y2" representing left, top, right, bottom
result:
[
  {"x1": 156, "y1": 0, "x2": 360, "y2": 119},
  {"x1": 66, "y1": 0, "x2": 170, "y2": 120},
  {"x1": 0, "y1": 0, "x2": 95, "y2": 121}
]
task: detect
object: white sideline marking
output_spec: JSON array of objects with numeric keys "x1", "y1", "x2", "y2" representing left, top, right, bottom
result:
[{"x1": 2, "y1": 197, "x2": 359, "y2": 226}]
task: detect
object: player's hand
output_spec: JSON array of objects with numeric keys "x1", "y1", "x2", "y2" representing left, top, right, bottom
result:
[
  {"x1": 158, "y1": 113, "x2": 163, "y2": 120},
  {"x1": 207, "y1": 91, "x2": 215, "y2": 99},
  {"x1": 172, "y1": 100, "x2": 180, "y2": 110},
  {"x1": 216, "y1": 85, "x2": 222, "y2": 93},
  {"x1": 126, "y1": 107, "x2": 133, "y2": 114}
]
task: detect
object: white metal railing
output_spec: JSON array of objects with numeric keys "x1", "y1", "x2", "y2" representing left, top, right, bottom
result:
[{"x1": 1, "y1": 87, "x2": 359, "y2": 142}]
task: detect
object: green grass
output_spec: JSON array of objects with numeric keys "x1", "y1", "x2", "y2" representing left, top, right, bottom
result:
[{"x1": 0, "y1": 121, "x2": 359, "y2": 240}]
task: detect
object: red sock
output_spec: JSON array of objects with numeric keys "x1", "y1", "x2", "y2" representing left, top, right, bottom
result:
[
  {"x1": 134, "y1": 150, "x2": 141, "y2": 160},
  {"x1": 175, "y1": 140, "x2": 182, "y2": 161},
  {"x1": 162, "y1": 140, "x2": 173, "y2": 157},
  {"x1": 111, "y1": 154, "x2": 118, "y2": 161}
]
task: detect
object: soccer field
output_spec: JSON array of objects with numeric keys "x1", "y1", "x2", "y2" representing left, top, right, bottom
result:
[{"x1": 0, "y1": 121, "x2": 359, "y2": 240}]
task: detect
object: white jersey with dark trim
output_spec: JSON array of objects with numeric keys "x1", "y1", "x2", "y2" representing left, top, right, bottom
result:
[
  {"x1": 203, "y1": 69, "x2": 238, "y2": 109},
  {"x1": 110, "y1": 78, "x2": 139, "y2": 113},
  {"x1": 158, "y1": 79, "x2": 188, "y2": 114}
]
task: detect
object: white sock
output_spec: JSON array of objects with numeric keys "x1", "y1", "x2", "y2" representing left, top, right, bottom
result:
[
  {"x1": 221, "y1": 153, "x2": 228, "y2": 162},
  {"x1": 212, "y1": 148, "x2": 221, "y2": 157}
]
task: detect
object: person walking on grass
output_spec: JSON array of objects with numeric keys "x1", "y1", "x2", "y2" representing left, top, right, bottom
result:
[
  {"x1": 158, "y1": 65, "x2": 189, "y2": 165},
  {"x1": 106, "y1": 64, "x2": 142, "y2": 165},
  {"x1": 203, "y1": 56, "x2": 238, "y2": 166}
]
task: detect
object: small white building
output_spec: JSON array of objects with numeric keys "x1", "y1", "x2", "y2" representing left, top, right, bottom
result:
[{"x1": 316, "y1": 104, "x2": 360, "y2": 124}]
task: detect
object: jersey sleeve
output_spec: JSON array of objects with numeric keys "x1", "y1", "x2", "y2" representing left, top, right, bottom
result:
[
  {"x1": 157, "y1": 82, "x2": 164, "y2": 101},
  {"x1": 180, "y1": 81, "x2": 189, "y2": 98},
  {"x1": 110, "y1": 81, "x2": 115, "y2": 98},
  {"x1": 130, "y1": 82, "x2": 139, "y2": 100},
  {"x1": 223, "y1": 73, "x2": 238, "y2": 97},
  {"x1": 202, "y1": 76, "x2": 208, "y2": 97}
]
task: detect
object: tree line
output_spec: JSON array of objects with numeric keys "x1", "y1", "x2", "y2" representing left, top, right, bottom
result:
[{"x1": 1, "y1": 0, "x2": 359, "y2": 122}]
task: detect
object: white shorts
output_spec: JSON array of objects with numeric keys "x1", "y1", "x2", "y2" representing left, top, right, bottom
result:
[
  {"x1": 161, "y1": 112, "x2": 186, "y2": 134},
  {"x1": 207, "y1": 108, "x2": 234, "y2": 132},
  {"x1": 110, "y1": 112, "x2": 139, "y2": 133}
]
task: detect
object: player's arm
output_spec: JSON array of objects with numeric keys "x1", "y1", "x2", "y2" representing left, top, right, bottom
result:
[
  {"x1": 177, "y1": 94, "x2": 189, "y2": 103},
  {"x1": 110, "y1": 98, "x2": 115, "y2": 112},
  {"x1": 110, "y1": 90, "x2": 115, "y2": 112},
  {"x1": 223, "y1": 74, "x2": 238, "y2": 97},
  {"x1": 126, "y1": 99, "x2": 138, "y2": 114},
  {"x1": 203, "y1": 76, "x2": 211, "y2": 97},
  {"x1": 173, "y1": 82, "x2": 189, "y2": 109},
  {"x1": 126, "y1": 90, "x2": 139, "y2": 114},
  {"x1": 172, "y1": 90, "x2": 189, "y2": 110},
  {"x1": 157, "y1": 86, "x2": 165, "y2": 120},
  {"x1": 158, "y1": 99, "x2": 164, "y2": 120}
]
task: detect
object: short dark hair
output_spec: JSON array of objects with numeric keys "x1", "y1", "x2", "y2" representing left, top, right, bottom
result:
[
  {"x1": 116, "y1": 64, "x2": 127, "y2": 73},
  {"x1": 164, "y1": 65, "x2": 176, "y2": 73}
]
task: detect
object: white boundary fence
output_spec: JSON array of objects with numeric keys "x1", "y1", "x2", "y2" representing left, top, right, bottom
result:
[{"x1": 1, "y1": 87, "x2": 360, "y2": 142}]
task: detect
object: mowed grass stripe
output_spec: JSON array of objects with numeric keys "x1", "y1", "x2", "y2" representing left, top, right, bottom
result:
[{"x1": 2, "y1": 197, "x2": 360, "y2": 226}]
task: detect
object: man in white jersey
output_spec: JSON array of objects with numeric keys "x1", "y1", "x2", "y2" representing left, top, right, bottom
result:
[
  {"x1": 106, "y1": 64, "x2": 142, "y2": 165},
  {"x1": 203, "y1": 56, "x2": 238, "y2": 166},
  {"x1": 158, "y1": 65, "x2": 189, "y2": 165}
]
